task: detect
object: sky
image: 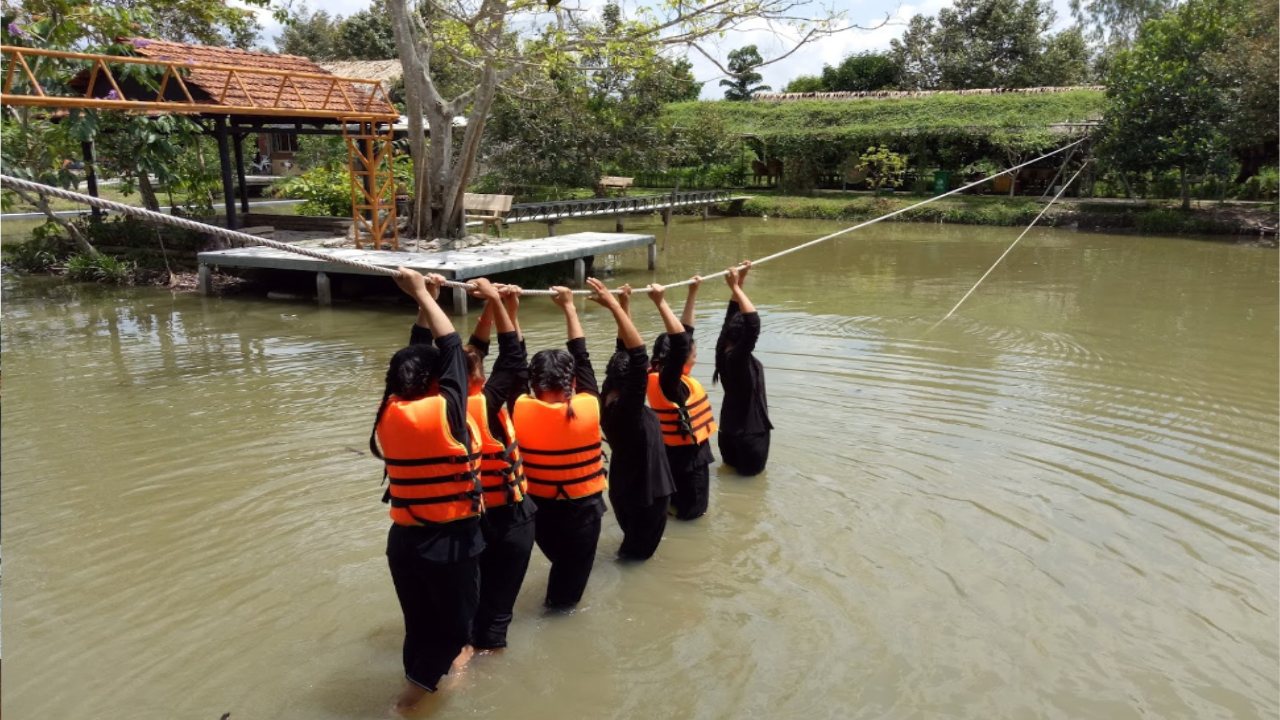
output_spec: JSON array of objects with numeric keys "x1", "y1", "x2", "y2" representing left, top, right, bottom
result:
[{"x1": 244, "y1": 0, "x2": 1077, "y2": 99}]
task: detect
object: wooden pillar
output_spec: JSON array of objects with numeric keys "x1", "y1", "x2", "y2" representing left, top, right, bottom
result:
[
  {"x1": 213, "y1": 116, "x2": 238, "y2": 230},
  {"x1": 573, "y1": 258, "x2": 586, "y2": 287},
  {"x1": 647, "y1": 241, "x2": 657, "y2": 270},
  {"x1": 615, "y1": 216, "x2": 625, "y2": 233},
  {"x1": 701, "y1": 204, "x2": 709, "y2": 220},
  {"x1": 81, "y1": 141, "x2": 102, "y2": 221},
  {"x1": 661, "y1": 207, "x2": 672, "y2": 226},
  {"x1": 197, "y1": 263, "x2": 213, "y2": 295},
  {"x1": 450, "y1": 284, "x2": 468, "y2": 316},
  {"x1": 316, "y1": 271, "x2": 332, "y2": 305},
  {"x1": 546, "y1": 220, "x2": 558, "y2": 236},
  {"x1": 233, "y1": 132, "x2": 250, "y2": 214}
]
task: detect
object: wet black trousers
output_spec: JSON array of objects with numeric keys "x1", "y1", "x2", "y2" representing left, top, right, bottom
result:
[
  {"x1": 612, "y1": 494, "x2": 670, "y2": 560},
  {"x1": 472, "y1": 514, "x2": 536, "y2": 649},
  {"x1": 531, "y1": 498, "x2": 602, "y2": 609},
  {"x1": 386, "y1": 534, "x2": 479, "y2": 691},
  {"x1": 671, "y1": 463, "x2": 711, "y2": 520},
  {"x1": 719, "y1": 431, "x2": 771, "y2": 477}
]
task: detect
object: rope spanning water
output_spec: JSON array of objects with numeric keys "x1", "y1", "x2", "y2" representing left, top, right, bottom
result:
[
  {"x1": 0, "y1": 137, "x2": 1086, "y2": 297},
  {"x1": 930, "y1": 162, "x2": 1090, "y2": 331}
]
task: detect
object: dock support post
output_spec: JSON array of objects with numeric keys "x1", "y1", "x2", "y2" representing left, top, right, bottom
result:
[
  {"x1": 450, "y1": 284, "x2": 468, "y2": 316},
  {"x1": 615, "y1": 216, "x2": 625, "y2": 233},
  {"x1": 316, "y1": 272, "x2": 332, "y2": 305},
  {"x1": 197, "y1": 264, "x2": 213, "y2": 296},
  {"x1": 546, "y1": 220, "x2": 558, "y2": 236},
  {"x1": 701, "y1": 204, "x2": 709, "y2": 220},
  {"x1": 647, "y1": 242, "x2": 657, "y2": 270},
  {"x1": 573, "y1": 258, "x2": 586, "y2": 287},
  {"x1": 233, "y1": 132, "x2": 250, "y2": 215},
  {"x1": 661, "y1": 208, "x2": 672, "y2": 226},
  {"x1": 213, "y1": 116, "x2": 238, "y2": 230}
]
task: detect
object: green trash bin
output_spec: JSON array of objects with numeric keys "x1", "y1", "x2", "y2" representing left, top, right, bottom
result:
[{"x1": 933, "y1": 170, "x2": 951, "y2": 194}]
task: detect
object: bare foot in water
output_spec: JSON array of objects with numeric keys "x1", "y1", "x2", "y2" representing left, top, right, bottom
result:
[
  {"x1": 391, "y1": 682, "x2": 430, "y2": 716},
  {"x1": 451, "y1": 645, "x2": 475, "y2": 672}
]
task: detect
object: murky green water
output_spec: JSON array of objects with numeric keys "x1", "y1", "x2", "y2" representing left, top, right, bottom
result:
[{"x1": 3, "y1": 217, "x2": 1277, "y2": 719}]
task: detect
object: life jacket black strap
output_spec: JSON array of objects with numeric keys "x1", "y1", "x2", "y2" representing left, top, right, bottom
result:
[
  {"x1": 526, "y1": 467, "x2": 605, "y2": 489},
  {"x1": 388, "y1": 472, "x2": 476, "y2": 486},
  {"x1": 383, "y1": 451, "x2": 480, "y2": 467},
  {"x1": 522, "y1": 453, "x2": 604, "y2": 471},
  {"x1": 518, "y1": 441, "x2": 601, "y2": 456},
  {"x1": 389, "y1": 491, "x2": 475, "y2": 507}
]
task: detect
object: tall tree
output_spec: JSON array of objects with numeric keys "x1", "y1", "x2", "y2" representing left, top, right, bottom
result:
[
  {"x1": 276, "y1": 4, "x2": 340, "y2": 59},
  {"x1": 335, "y1": 6, "x2": 399, "y2": 59},
  {"x1": 386, "y1": 0, "x2": 839, "y2": 239},
  {"x1": 890, "y1": 0, "x2": 1091, "y2": 89},
  {"x1": 1099, "y1": 0, "x2": 1236, "y2": 208},
  {"x1": 719, "y1": 44, "x2": 770, "y2": 100},
  {"x1": 821, "y1": 52, "x2": 901, "y2": 91}
]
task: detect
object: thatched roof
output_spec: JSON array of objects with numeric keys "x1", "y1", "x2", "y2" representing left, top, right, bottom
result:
[{"x1": 318, "y1": 60, "x2": 404, "y2": 85}]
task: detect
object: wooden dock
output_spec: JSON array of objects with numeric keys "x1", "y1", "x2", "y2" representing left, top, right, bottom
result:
[{"x1": 196, "y1": 231, "x2": 657, "y2": 313}]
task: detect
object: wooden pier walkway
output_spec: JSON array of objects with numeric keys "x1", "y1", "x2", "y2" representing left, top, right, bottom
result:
[
  {"x1": 196, "y1": 231, "x2": 656, "y2": 313},
  {"x1": 477, "y1": 190, "x2": 751, "y2": 234}
]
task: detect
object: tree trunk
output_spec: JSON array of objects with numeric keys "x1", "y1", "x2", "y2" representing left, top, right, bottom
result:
[
  {"x1": 14, "y1": 187, "x2": 98, "y2": 255},
  {"x1": 1008, "y1": 168, "x2": 1019, "y2": 197},
  {"x1": 137, "y1": 173, "x2": 161, "y2": 212},
  {"x1": 1179, "y1": 165, "x2": 1190, "y2": 210}
]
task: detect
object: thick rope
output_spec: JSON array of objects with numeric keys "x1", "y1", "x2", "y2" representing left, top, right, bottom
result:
[
  {"x1": 0, "y1": 137, "x2": 1086, "y2": 297},
  {"x1": 928, "y1": 161, "x2": 1089, "y2": 330}
]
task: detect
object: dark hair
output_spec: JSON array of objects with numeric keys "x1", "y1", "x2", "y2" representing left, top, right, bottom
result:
[
  {"x1": 713, "y1": 313, "x2": 748, "y2": 385},
  {"x1": 369, "y1": 344, "x2": 442, "y2": 459},
  {"x1": 464, "y1": 344, "x2": 485, "y2": 389},
  {"x1": 650, "y1": 332, "x2": 695, "y2": 373},
  {"x1": 529, "y1": 348, "x2": 577, "y2": 419},
  {"x1": 601, "y1": 349, "x2": 630, "y2": 402}
]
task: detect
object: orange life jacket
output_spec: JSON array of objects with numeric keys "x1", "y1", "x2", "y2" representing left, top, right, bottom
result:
[
  {"x1": 467, "y1": 392, "x2": 526, "y2": 508},
  {"x1": 513, "y1": 393, "x2": 607, "y2": 500},
  {"x1": 376, "y1": 394, "x2": 483, "y2": 525},
  {"x1": 647, "y1": 373, "x2": 716, "y2": 447}
]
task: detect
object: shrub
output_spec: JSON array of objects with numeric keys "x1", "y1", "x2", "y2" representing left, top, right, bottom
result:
[
  {"x1": 1, "y1": 223, "x2": 72, "y2": 273},
  {"x1": 65, "y1": 253, "x2": 134, "y2": 284},
  {"x1": 273, "y1": 167, "x2": 355, "y2": 217}
]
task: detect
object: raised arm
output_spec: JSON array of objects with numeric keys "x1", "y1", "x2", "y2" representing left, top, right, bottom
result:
[
  {"x1": 553, "y1": 285, "x2": 598, "y2": 395},
  {"x1": 587, "y1": 277, "x2": 642, "y2": 351},
  {"x1": 552, "y1": 285, "x2": 584, "y2": 343},
  {"x1": 680, "y1": 275, "x2": 702, "y2": 329},
  {"x1": 648, "y1": 283, "x2": 685, "y2": 337},
  {"x1": 396, "y1": 268, "x2": 455, "y2": 339},
  {"x1": 726, "y1": 263, "x2": 756, "y2": 315},
  {"x1": 648, "y1": 283, "x2": 690, "y2": 403},
  {"x1": 501, "y1": 284, "x2": 523, "y2": 342},
  {"x1": 473, "y1": 278, "x2": 526, "y2": 408},
  {"x1": 394, "y1": 269, "x2": 467, "y2": 438},
  {"x1": 468, "y1": 298, "x2": 495, "y2": 359}
]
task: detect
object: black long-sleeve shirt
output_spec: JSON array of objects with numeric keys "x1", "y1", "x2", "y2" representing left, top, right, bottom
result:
[
  {"x1": 655, "y1": 325, "x2": 714, "y2": 472},
  {"x1": 602, "y1": 343, "x2": 675, "y2": 507},
  {"x1": 715, "y1": 301, "x2": 772, "y2": 435},
  {"x1": 396, "y1": 324, "x2": 484, "y2": 562}
]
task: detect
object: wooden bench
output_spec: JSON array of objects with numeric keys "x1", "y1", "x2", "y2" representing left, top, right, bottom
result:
[
  {"x1": 464, "y1": 193, "x2": 514, "y2": 235},
  {"x1": 597, "y1": 176, "x2": 633, "y2": 196}
]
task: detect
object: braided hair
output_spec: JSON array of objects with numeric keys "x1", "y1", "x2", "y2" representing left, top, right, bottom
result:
[
  {"x1": 369, "y1": 344, "x2": 442, "y2": 459},
  {"x1": 529, "y1": 348, "x2": 577, "y2": 419},
  {"x1": 713, "y1": 313, "x2": 748, "y2": 386}
]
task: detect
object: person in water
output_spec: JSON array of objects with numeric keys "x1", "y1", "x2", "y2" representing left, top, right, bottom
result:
[
  {"x1": 646, "y1": 278, "x2": 716, "y2": 520},
  {"x1": 415, "y1": 279, "x2": 535, "y2": 652},
  {"x1": 586, "y1": 278, "x2": 675, "y2": 560},
  {"x1": 714, "y1": 261, "x2": 772, "y2": 476},
  {"x1": 513, "y1": 286, "x2": 607, "y2": 609},
  {"x1": 371, "y1": 268, "x2": 483, "y2": 713}
]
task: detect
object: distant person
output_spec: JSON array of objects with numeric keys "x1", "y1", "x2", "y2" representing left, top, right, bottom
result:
[
  {"x1": 715, "y1": 261, "x2": 771, "y2": 475},
  {"x1": 647, "y1": 277, "x2": 716, "y2": 520},
  {"x1": 370, "y1": 268, "x2": 483, "y2": 714},
  {"x1": 587, "y1": 279, "x2": 675, "y2": 560},
  {"x1": 514, "y1": 287, "x2": 607, "y2": 609}
]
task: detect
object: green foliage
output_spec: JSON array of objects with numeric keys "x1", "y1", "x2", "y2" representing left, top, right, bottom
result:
[
  {"x1": 889, "y1": 0, "x2": 1092, "y2": 89},
  {"x1": 720, "y1": 45, "x2": 771, "y2": 101},
  {"x1": 276, "y1": 3, "x2": 340, "y2": 58},
  {"x1": 1099, "y1": 0, "x2": 1240, "y2": 208},
  {"x1": 784, "y1": 75, "x2": 826, "y2": 93},
  {"x1": 274, "y1": 167, "x2": 356, "y2": 216},
  {"x1": 859, "y1": 146, "x2": 908, "y2": 189},
  {"x1": 1, "y1": 224, "x2": 72, "y2": 273},
  {"x1": 335, "y1": 6, "x2": 397, "y2": 59},
  {"x1": 822, "y1": 53, "x2": 902, "y2": 92},
  {"x1": 65, "y1": 252, "x2": 134, "y2": 284},
  {"x1": 1238, "y1": 167, "x2": 1279, "y2": 201}
]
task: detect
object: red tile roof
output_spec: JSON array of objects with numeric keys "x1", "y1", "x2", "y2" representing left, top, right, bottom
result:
[{"x1": 125, "y1": 38, "x2": 397, "y2": 118}]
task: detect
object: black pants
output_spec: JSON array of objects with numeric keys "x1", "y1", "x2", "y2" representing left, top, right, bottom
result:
[
  {"x1": 531, "y1": 495, "x2": 603, "y2": 609},
  {"x1": 473, "y1": 512, "x2": 536, "y2": 649},
  {"x1": 612, "y1": 494, "x2": 670, "y2": 560},
  {"x1": 386, "y1": 531, "x2": 479, "y2": 691},
  {"x1": 719, "y1": 431, "x2": 771, "y2": 476},
  {"x1": 671, "y1": 462, "x2": 710, "y2": 520}
]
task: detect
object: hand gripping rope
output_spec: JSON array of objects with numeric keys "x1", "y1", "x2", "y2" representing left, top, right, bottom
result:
[{"x1": 0, "y1": 137, "x2": 1086, "y2": 302}]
